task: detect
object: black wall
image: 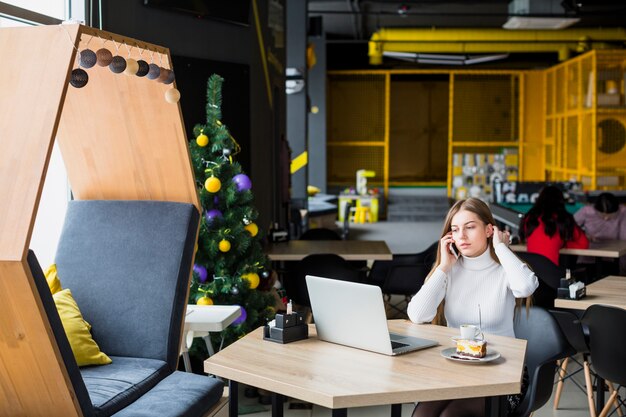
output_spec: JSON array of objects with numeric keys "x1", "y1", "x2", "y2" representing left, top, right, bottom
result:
[{"x1": 99, "y1": 0, "x2": 286, "y2": 231}]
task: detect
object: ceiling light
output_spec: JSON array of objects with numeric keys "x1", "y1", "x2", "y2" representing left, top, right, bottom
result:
[
  {"x1": 503, "y1": 16, "x2": 580, "y2": 29},
  {"x1": 383, "y1": 52, "x2": 510, "y2": 66}
]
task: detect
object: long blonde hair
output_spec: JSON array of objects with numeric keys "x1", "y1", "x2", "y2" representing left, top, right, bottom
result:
[{"x1": 426, "y1": 198, "x2": 532, "y2": 325}]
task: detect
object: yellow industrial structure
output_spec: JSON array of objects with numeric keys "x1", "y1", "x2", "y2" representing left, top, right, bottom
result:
[{"x1": 327, "y1": 49, "x2": 626, "y2": 200}]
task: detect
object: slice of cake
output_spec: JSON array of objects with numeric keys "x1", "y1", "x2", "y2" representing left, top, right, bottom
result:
[{"x1": 455, "y1": 339, "x2": 487, "y2": 358}]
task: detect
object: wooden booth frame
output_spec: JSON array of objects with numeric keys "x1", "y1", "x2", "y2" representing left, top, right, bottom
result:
[{"x1": 0, "y1": 24, "x2": 200, "y2": 416}]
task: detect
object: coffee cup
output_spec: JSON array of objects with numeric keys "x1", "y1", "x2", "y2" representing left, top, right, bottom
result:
[{"x1": 460, "y1": 324, "x2": 482, "y2": 340}]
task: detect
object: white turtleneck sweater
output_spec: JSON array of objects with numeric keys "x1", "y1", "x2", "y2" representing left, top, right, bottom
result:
[{"x1": 407, "y1": 243, "x2": 538, "y2": 338}]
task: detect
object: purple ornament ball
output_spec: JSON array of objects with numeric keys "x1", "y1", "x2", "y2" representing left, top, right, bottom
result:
[
  {"x1": 232, "y1": 306, "x2": 247, "y2": 325},
  {"x1": 205, "y1": 209, "x2": 223, "y2": 224},
  {"x1": 232, "y1": 174, "x2": 252, "y2": 192},
  {"x1": 193, "y1": 264, "x2": 208, "y2": 283}
]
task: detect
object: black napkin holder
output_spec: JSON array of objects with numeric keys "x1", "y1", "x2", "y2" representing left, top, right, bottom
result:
[
  {"x1": 264, "y1": 312, "x2": 308, "y2": 344},
  {"x1": 557, "y1": 281, "x2": 586, "y2": 300}
]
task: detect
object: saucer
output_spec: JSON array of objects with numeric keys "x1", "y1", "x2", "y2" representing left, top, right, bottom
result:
[{"x1": 441, "y1": 347, "x2": 501, "y2": 363}]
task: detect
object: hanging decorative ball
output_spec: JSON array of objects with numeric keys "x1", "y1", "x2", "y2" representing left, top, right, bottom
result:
[
  {"x1": 197, "y1": 296, "x2": 213, "y2": 306},
  {"x1": 70, "y1": 68, "x2": 89, "y2": 88},
  {"x1": 232, "y1": 174, "x2": 252, "y2": 191},
  {"x1": 96, "y1": 48, "x2": 113, "y2": 66},
  {"x1": 136, "y1": 60, "x2": 149, "y2": 77},
  {"x1": 146, "y1": 63, "x2": 161, "y2": 80},
  {"x1": 242, "y1": 272, "x2": 260, "y2": 290},
  {"x1": 123, "y1": 58, "x2": 139, "y2": 76},
  {"x1": 79, "y1": 49, "x2": 97, "y2": 68},
  {"x1": 164, "y1": 70, "x2": 176, "y2": 85},
  {"x1": 109, "y1": 56, "x2": 127, "y2": 73},
  {"x1": 232, "y1": 306, "x2": 247, "y2": 325},
  {"x1": 218, "y1": 239, "x2": 231, "y2": 253},
  {"x1": 205, "y1": 209, "x2": 223, "y2": 224},
  {"x1": 230, "y1": 286, "x2": 239, "y2": 295},
  {"x1": 205, "y1": 176, "x2": 221, "y2": 193},
  {"x1": 261, "y1": 270, "x2": 270, "y2": 278},
  {"x1": 193, "y1": 264, "x2": 208, "y2": 283},
  {"x1": 196, "y1": 133, "x2": 209, "y2": 147},
  {"x1": 164, "y1": 88, "x2": 180, "y2": 104},
  {"x1": 244, "y1": 223, "x2": 259, "y2": 237},
  {"x1": 222, "y1": 148, "x2": 231, "y2": 157},
  {"x1": 157, "y1": 68, "x2": 170, "y2": 83}
]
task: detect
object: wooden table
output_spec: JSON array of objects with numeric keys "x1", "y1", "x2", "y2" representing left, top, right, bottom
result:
[
  {"x1": 181, "y1": 305, "x2": 241, "y2": 372},
  {"x1": 554, "y1": 275, "x2": 626, "y2": 310},
  {"x1": 266, "y1": 240, "x2": 393, "y2": 261},
  {"x1": 510, "y1": 239, "x2": 626, "y2": 258},
  {"x1": 204, "y1": 320, "x2": 527, "y2": 417}
]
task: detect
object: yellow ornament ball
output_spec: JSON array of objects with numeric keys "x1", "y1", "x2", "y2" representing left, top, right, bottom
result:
[
  {"x1": 197, "y1": 296, "x2": 213, "y2": 306},
  {"x1": 205, "y1": 176, "x2": 221, "y2": 193},
  {"x1": 244, "y1": 222, "x2": 258, "y2": 237},
  {"x1": 196, "y1": 133, "x2": 209, "y2": 147},
  {"x1": 218, "y1": 239, "x2": 231, "y2": 252},
  {"x1": 242, "y1": 272, "x2": 260, "y2": 290}
]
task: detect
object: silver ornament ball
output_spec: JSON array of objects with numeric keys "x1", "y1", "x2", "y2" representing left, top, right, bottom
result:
[{"x1": 79, "y1": 49, "x2": 97, "y2": 68}]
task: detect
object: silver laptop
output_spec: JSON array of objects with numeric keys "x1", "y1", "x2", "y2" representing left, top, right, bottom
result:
[{"x1": 306, "y1": 275, "x2": 438, "y2": 356}]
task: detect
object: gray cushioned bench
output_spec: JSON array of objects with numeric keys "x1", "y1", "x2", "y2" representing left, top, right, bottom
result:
[{"x1": 28, "y1": 200, "x2": 225, "y2": 417}]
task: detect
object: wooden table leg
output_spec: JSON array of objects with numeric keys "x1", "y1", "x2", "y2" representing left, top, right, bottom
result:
[
  {"x1": 485, "y1": 395, "x2": 506, "y2": 417},
  {"x1": 229, "y1": 380, "x2": 238, "y2": 417},
  {"x1": 272, "y1": 393, "x2": 285, "y2": 417},
  {"x1": 391, "y1": 403, "x2": 402, "y2": 417}
]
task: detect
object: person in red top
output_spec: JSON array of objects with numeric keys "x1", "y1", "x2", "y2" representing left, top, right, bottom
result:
[{"x1": 519, "y1": 185, "x2": 589, "y2": 266}]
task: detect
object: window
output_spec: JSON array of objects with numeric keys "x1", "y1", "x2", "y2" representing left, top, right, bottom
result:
[{"x1": 1, "y1": 1, "x2": 85, "y2": 266}]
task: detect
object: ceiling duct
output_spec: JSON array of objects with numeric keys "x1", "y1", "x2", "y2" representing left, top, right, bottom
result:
[
  {"x1": 504, "y1": 0, "x2": 580, "y2": 29},
  {"x1": 368, "y1": 28, "x2": 626, "y2": 65}
]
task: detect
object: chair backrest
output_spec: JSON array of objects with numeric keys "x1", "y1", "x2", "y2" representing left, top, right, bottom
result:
[
  {"x1": 582, "y1": 304, "x2": 626, "y2": 386},
  {"x1": 54, "y1": 200, "x2": 199, "y2": 371},
  {"x1": 300, "y1": 228, "x2": 342, "y2": 241},
  {"x1": 283, "y1": 254, "x2": 360, "y2": 307},
  {"x1": 27, "y1": 250, "x2": 95, "y2": 417},
  {"x1": 512, "y1": 306, "x2": 574, "y2": 416},
  {"x1": 516, "y1": 252, "x2": 563, "y2": 309},
  {"x1": 368, "y1": 241, "x2": 438, "y2": 293},
  {"x1": 549, "y1": 309, "x2": 589, "y2": 354}
]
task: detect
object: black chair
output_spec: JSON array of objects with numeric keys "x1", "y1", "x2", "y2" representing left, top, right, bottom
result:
[
  {"x1": 516, "y1": 252, "x2": 563, "y2": 309},
  {"x1": 549, "y1": 309, "x2": 597, "y2": 416},
  {"x1": 510, "y1": 306, "x2": 574, "y2": 417},
  {"x1": 282, "y1": 254, "x2": 361, "y2": 318},
  {"x1": 367, "y1": 241, "x2": 438, "y2": 316},
  {"x1": 582, "y1": 305, "x2": 626, "y2": 417}
]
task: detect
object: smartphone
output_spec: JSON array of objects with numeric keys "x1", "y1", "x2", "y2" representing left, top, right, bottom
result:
[{"x1": 449, "y1": 243, "x2": 459, "y2": 259}]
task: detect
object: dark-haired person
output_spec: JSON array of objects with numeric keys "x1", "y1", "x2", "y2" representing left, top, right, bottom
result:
[
  {"x1": 519, "y1": 185, "x2": 589, "y2": 266},
  {"x1": 574, "y1": 192, "x2": 626, "y2": 275},
  {"x1": 408, "y1": 198, "x2": 538, "y2": 417}
]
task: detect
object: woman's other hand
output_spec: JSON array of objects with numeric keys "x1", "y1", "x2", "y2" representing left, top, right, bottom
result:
[{"x1": 492, "y1": 225, "x2": 511, "y2": 247}]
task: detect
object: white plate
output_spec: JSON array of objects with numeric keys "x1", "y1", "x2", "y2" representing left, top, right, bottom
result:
[{"x1": 440, "y1": 347, "x2": 501, "y2": 363}]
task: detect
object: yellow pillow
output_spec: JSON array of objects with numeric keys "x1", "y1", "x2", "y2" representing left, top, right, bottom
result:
[
  {"x1": 45, "y1": 264, "x2": 62, "y2": 294},
  {"x1": 53, "y1": 289, "x2": 112, "y2": 367}
]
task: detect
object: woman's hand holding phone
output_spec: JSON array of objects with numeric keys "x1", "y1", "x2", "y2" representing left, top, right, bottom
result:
[{"x1": 439, "y1": 233, "x2": 459, "y2": 273}]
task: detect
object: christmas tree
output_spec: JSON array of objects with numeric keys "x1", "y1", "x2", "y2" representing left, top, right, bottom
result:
[{"x1": 188, "y1": 74, "x2": 275, "y2": 350}]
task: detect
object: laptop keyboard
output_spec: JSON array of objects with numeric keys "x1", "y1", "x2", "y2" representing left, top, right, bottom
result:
[{"x1": 391, "y1": 340, "x2": 409, "y2": 350}]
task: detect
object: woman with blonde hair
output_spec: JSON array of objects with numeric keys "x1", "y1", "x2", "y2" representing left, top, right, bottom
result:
[{"x1": 408, "y1": 198, "x2": 538, "y2": 417}]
